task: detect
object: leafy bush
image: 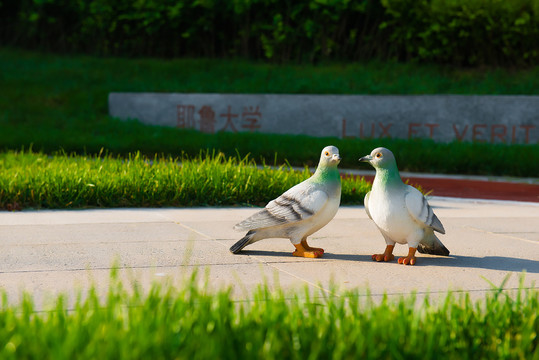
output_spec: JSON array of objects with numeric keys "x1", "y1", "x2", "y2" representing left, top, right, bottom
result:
[
  {"x1": 381, "y1": 0, "x2": 539, "y2": 66},
  {"x1": 2, "y1": 0, "x2": 539, "y2": 65},
  {"x1": 2, "y1": 0, "x2": 388, "y2": 62}
]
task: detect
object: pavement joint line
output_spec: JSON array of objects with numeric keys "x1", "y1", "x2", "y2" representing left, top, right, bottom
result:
[
  {"x1": 172, "y1": 221, "x2": 235, "y2": 250},
  {"x1": 1, "y1": 239, "x2": 223, "y2": 247},
  {"x1": 0, "y1": 262, "x2": 266, "y2": 274},
  {"x1": 0, "y1": 221, "x2": 174, "y2": 228},
  {"x1": 154, "y1": 212, "x2": 338, "y2": 296},
  {"x1": 466, "y1": 226, "x2": 539, "y2": 245},
  {"x1": 163, "y1": 285, "x2": 539, "y2": 306},
  {"x1": 153, "y1": 212, "x2": 220, "y2": 241},
  {"x1": 262, "y1": 262, "x2": 338, "y2": 297},
  {"x1": 153, "y1": 213, "x2": 247, "y2": 251},
  {"x1": 235, "y1": 245, "x2": 340, "y2": 297},
  {"x1": 18, "y1": 285, "x2": 539, "y2": 316},
  {"x1": 0, "y1": 259, "x2": 337, "y2": 275}
]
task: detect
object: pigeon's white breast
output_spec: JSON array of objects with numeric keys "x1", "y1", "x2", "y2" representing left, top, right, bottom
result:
[
  {"x1": 369, "y1": 187, "x2": 417, "y2": 244},
  {"x1": 307, "y1": 188, "x2": 341, "y2": 234}
]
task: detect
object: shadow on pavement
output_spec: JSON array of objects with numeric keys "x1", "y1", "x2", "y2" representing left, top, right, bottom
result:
[
  {"x1": 233, "y1": 250, "x2": 371, "y2": 262},
  {"x1": 419, "y1": 255, "x2": 539, "y2": 273},
  {"x1": 234, "y1": 250, "x2": 538, "y2": 273}
]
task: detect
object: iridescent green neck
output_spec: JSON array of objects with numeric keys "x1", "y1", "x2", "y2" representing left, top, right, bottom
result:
[
  {"x1": 312, "y1": 165, "x2": 341, "y2": 184},
  {"x1": 373, "y1": 166, "x2": 403, "y2": 188}
]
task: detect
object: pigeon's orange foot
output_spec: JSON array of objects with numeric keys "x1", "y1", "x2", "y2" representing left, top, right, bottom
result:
[
  {"x1": 372, "y1": 253, "x2": 395, "y2": 262},
  {"x1": 398, "y1": 247, "x2": 417, "y2": 265},
  {"x1": 372, "y1": 244, "x2": 395, "y2": 262},
  {"x1": 397, "y1": 256, "x2": 416, "y2": 265},
  {"x1": 304, "y1": 245, "x2": 324, "y2": 255},
  {"x1": 293, "y1": 249, "x2": 324, "y2": 258},
  {"x1": 293, "y1": 241, "x2": 324, "y2": 258}
]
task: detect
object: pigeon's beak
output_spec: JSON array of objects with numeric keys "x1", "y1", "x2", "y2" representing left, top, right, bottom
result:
[
  {"x1": 331, "y1": 154, "x2": 341, "y2": 164},
  {"x1": 359, "y1": 155, "x2": 373, "y2": 163}
]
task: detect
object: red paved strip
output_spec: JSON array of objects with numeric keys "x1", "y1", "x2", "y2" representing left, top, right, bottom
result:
[{"x1": 359, "y1": 175, "x2": 539, "y2": 203}]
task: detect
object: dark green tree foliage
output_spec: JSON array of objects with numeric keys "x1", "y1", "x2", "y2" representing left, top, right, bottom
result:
[
  {"x1": 2, "y1": 0, "x2": 387, "y2": 61},
  {"x1": 2, "y1": 0, "x2": 538, "y2": 66},
  {"x1": 380, "y1": 0, "x2": 539, "y2": 66}
]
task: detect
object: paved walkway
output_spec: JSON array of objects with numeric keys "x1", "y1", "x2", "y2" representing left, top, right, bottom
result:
[{"x1": 0, "y1": 197, "x2": 538, "y2": 309}]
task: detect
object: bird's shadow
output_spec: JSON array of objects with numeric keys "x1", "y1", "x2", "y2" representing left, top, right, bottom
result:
[
  {"x1": 417, "y1": 255, "x2": 539, "y2": 273},
  {"x1": 239, "y1": 250, "x2": 371, "y2": 262},
  {"x1": 236, "y1": 250, "x2": 539, "y2": 273}
]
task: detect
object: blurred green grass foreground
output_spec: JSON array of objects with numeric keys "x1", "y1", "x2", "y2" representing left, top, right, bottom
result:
[{"x1": 0, "y1": 270, "x2": 537, "y2": 359}]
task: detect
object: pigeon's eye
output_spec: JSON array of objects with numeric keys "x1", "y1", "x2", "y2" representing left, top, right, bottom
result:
[
  {"x1": 325, "y1": 151, "x2": 330, "y2": 156},
  {"x1": 375, "y1": 153, "x2": 382, "y2": 158}
]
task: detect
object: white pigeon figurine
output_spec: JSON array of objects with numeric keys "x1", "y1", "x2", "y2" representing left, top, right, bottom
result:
[
  {"x1": 230, "y1": 146, "x2": 342, "y2": 258},
  {"x1": 359, "y1": 147, "x2": 449, "y2": 265}
]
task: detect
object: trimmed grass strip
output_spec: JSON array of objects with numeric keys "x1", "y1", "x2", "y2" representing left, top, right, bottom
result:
[{"x1": 0, "y1": 151, "x2": 370, "y2": 210}]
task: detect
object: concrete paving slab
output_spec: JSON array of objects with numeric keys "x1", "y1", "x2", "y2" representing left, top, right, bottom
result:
[
  {"x1": 0, "y1": 208, "x2": 171, "y2": 226},
  {"x1": 0, "y1": 264, "x2": 315, "y2": 310},
  {"x1": 1, "y1": 222, "x2": 196, "y2": 246},
  {"x1": 0, "y1": 197, "x2": 537, "y2": 310},
  {"x1": 0, "y1": 240, "x2": 260, "y2": 273}
]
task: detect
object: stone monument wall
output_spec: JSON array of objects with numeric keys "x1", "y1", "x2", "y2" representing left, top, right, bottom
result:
[{"x1": 109, "y1": 93, "x2": 538, "y2": 144}]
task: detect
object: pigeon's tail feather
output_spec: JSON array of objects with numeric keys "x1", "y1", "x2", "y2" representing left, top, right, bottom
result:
[
  {"x1": 418, "y1": 232, "x2": 450, "y2": 256},
  {"x1": 230, "y1": 230, "x2": 256, "y2": 254}
]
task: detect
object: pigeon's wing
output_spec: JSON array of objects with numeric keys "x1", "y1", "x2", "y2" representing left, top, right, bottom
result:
[
  {"x1": 404, "y1": 185, "x2": 445, "y2": 234},
  {"x1": 364, "y1": 191, "x2": 373, "y2": 220},
  {"x1": 234, "y1": 182, "x2": 329, "y2": 231}
]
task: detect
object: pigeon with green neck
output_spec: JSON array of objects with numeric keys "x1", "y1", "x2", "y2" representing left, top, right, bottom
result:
[
  {"x1": 359, "y1": 147, "x2": 449, "y2": 265},
  {"x1": 231, "y1": 146, "x2": 342, "y2": 258}
]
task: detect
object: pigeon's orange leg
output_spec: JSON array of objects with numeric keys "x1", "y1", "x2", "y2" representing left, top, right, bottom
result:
[
  {"x1": 372, "y1": 245, "x2": 395, "y2": 262},
  {"x1": 293, "y1": 239, "x2": 324, "y2": 258},
  {"x1": 301, "y1": 238, "x2": 324, "y2": 255},
  {"x1": 398, "y1": 247, "x2": 417, "y2": 265}
]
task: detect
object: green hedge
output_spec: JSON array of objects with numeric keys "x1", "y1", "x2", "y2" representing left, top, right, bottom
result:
[
  {"x1": 381, "y1": 0, "x2": 539, "y2": 66},
  {"x1": 3, "y1": 0, "x2": 387, "y2": 61},
  {"x1": 2, "y1": 0, "x2": 539, "y2": 66}
]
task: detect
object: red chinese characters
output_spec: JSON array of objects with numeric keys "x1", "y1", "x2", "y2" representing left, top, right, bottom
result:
[
  {"x1": 198, "y1": 106, "x2": 216, "y2": 133},
  {"x1": 176, "y1": 104, "x2": 262, "y2": 134},
  {"x1": 241, "y1": 106, "x2": 262, "y2": 132},
  {"x1": 219, "y1": 106, "x2": 239, "y2": 132},
  {"x1": 176, "y1": 105, "x2": 196, "y2": 129}
]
